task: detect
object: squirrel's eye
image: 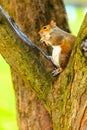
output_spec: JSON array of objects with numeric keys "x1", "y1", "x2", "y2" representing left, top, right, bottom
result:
[{"x1": 43, "y1": 26, "x2": 47, "y2": 30}]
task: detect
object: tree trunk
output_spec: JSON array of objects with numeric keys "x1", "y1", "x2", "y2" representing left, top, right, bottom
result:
[
  {"x1": 11, "y1": 68, "x2": 52, "y2": 130},
  {"x1": 0, "y1": 1, "x2": 87, "y2": 130}
]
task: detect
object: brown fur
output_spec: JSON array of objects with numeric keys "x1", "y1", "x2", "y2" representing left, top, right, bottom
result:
[{"x1": 39, "y1": 20, "x2": 76, "y2": 75}]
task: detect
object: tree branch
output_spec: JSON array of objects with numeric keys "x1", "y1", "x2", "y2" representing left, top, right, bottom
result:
[
  {"x1": 47, "y1": 14, "x2": 87, "y2": 129},
  {"x1": 0, "y1": 6, "x2": 55, "y2": 113},
  {"x1": 0, "y1": 6, "x2": 51, "y2": 59}
]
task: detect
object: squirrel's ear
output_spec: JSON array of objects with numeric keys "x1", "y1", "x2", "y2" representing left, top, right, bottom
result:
[{"x1": 50, "y1": 20, "x2": 56, "y2": 28}]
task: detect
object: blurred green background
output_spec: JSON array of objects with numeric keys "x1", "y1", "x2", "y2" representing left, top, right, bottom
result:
[
  {"x1": 0, "y1": 3, "x2": 87, "y2": 130},
  {"x1": 0, "y1": 56, "x2": 18, "y2": 130}
]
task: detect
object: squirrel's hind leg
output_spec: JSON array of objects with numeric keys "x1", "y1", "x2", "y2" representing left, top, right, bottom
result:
[{"x1": 52, "y1": 67, "x2": 63, "y2": 76}]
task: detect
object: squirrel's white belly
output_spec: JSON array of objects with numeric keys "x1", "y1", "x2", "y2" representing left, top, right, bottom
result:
[{"x1": 51, "y1": 46, "x2": 61, "y2": 67}]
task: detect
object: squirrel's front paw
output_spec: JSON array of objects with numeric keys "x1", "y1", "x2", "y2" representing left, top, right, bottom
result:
[
  {"x1": 52, "y1": 67, "x2": 62, "y2": 76},
  {"x1": 40, "y1": 38, "x2": 44, "y2": 43}
]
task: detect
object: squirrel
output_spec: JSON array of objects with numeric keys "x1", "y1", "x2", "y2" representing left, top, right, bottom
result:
[{"x1": 39, "y1": 20, "x2": 76, "y2": 76}]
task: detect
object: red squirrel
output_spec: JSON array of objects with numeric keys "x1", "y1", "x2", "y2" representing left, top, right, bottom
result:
[{"x1": 39, "y1": 20, "x2": 76, "y2": 76}]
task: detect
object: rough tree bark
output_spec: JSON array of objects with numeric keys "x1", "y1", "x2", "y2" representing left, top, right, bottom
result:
[
  {"x1": 0, "y1": 1, "x2": 87, "y2": 130},
  {"x1": 0, "y1": 0, "x2": 69, "y2": 130}
]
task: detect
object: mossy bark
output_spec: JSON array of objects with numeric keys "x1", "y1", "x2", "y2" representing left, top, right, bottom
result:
[
  {"x1": 48, "y1": 15, "x2": 87, "y2": 130},
  {"x1": 0, "y1": 1, "x2": 87, "y2": 130},
  {"x1": 0, "y1": 0, "x2": 69, "y2": 130}
]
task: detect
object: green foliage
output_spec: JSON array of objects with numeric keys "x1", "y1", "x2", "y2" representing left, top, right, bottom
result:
[
  {"x1": 0, "y1": 56, "x2": 18, "y2": 130},
  {"x1": 66, "y1": 6, "x2": 86, "y2": 35}
]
